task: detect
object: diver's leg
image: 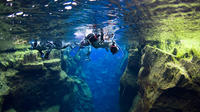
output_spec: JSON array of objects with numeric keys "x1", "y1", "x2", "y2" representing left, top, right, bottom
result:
[
  {"x1": 97, "y1": 28, "x2": 104, "y2": 46},
  {"x1": 39, "y1": 50, "x2": 45, "y2": 58},
  {"x1": 44, "y1": 48, "x2": 52, "y2": 59}
]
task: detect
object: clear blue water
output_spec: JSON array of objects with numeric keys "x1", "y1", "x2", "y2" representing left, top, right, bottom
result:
[
  {"x1": 67, "y1": 33, "x2": 128, "y2": 112},
  {"x1": 63, "y1": 1, "x2": 130, "y2": 112},
  {"x1": 80, "y1": 47, "x2": 128, "y2": 112}
]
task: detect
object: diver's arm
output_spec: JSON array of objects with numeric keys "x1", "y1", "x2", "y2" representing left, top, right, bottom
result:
[{"x1": 38, "y1": 50, "x2": 44, "y2": 57}]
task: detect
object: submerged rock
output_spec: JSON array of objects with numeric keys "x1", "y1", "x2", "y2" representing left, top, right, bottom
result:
[
  {"x1": 118, "y1": 0, "x2": 200, "y2": 111},
  {"x1": 119, "y1": 47, "x2": 140, "y2": 112},
  {"x1": 0, "y1": 45, "x2": 94, "y2": 112},
  {"x1": 60, "y1": 76, "x2": 94, "y2": 112},
  {"x1": 128, "y1": 45, "x2": 200, "y2": 112}
]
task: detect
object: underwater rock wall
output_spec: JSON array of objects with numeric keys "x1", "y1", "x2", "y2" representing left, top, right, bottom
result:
[
  {"x1": 119, "y1": 45, "x2": 140, "y2": 112},
  {"x1": 119, "y1": 0, "x2": 200, "y2": 112},
  {"x1": 121, "y1": 0, "x2": 200, "y2": 58},
  {"x1": 120, "y1": 45, "x2": 200, "y2": 112},
  {"x1": 0, "y1": 45, "x2": 93, "y2": 112},
  {"x1": 133, "y1": 45, "x2": 200, "y2": 112}
]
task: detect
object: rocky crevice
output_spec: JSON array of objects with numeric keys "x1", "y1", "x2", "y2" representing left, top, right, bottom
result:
[{"x1": 119, "y1": 45, "x2": 141, "y2": 112}]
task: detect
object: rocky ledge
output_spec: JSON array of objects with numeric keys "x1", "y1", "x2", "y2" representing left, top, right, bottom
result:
[
  {"x1": 120, "y1": 45, "x2": 200, "y2": 112},
  {"x1": 0, "y1": 45, "x2": 93, "y2": 112}
]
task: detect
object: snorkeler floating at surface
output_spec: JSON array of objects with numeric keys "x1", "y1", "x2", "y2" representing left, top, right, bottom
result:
[
  {"x1": 78, "y1": 28, "x2": 119, "y2": 55},
  {"x1": 30, "y1": 39, "x2": 74, "y2": 59}
]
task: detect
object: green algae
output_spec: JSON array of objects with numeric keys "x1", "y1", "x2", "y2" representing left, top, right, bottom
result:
[
  {"x1": 4, "y1": 109, "x2": 16, "y2": 112},
  {"x1": 3, "y1": 69, "x2": 18, "y2": 77},
  {"x1": 14, "y1": 44, "x2": 30, "y2": 50},
  {"x1": 0, "y1": 74, "x2": 9, "y2": 96},
  {"x1": 45, "y1": 105, "x2": 60, "y2": 112},
  {"x1": 22, "y1": 62, "x2": 44, "y2": 70},
  {"x1": 0, "y1": 48, "x2": 41, "y2": 70},
  {"x1": 43, "y1": 58, "x2": 61, "y2": 65},
  {"x1": 145, "y1": 14, "x2": 200, "y2": 59},
  {"x1": 59, "y1": 70, "x2": 67, "y2": 80},
  {"x1": 151, "y1": 3, "x2": 200, "y2": 11},
  {"x1": 130, "y1": 0, "x2": 200, "y2": 59}
]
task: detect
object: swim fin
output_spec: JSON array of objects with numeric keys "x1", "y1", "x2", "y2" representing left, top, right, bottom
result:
[{"x1": 69, "y1": 45, "x2": 80, "y2": 57}]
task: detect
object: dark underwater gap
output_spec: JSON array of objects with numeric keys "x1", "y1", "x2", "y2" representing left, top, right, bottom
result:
[
  {"x1": 2, "y1": 70, "x2": 69, "y2": 112},
  {"x1": 64, "y1": 45, "x2": 129, "y2": 112},
  {"x1": 150, "y1": 87, "x2": 200, "y2": 112}
]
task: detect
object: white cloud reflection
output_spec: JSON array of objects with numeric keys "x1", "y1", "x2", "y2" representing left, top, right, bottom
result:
[
  {"x1": 65, "y1": 6, "x2": 72, "y2": 10},
  {"x1": 72, "y1": 2, "x2": 77, "y2": 6},
  {"x1": 63, "y1": 2, "x2": 71, "y2": 5},
  {"x1": 7, "y1": 11, "x2": 29, "y2": 18},
  {"x1": 7, "y1": 14, "x2": 15, "y2": 18},
  {"x1": 74, "y1": 25, "x2": 93, "y2": 39},
  {"x1": 16, "y1": 11, "x2": 23, "y2": 16}
]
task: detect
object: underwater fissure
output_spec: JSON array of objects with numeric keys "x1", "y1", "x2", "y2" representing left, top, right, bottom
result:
[{"x1": 0, "y1": 0, "x2": 200, "y2": 112}]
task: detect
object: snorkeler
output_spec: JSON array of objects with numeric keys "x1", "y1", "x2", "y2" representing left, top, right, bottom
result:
[
  {"x1": 30, "y1": 39, "x2": 74, "y2": 59},
  {"x1": 78, "y1": 28, "x2": 119, "y2": 55}
]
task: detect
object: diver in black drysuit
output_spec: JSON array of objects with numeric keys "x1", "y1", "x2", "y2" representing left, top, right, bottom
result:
[
  {"x1": 79, "y1": 28, "x2": 119, "y2": 55},
  {"x1": 30, "y1": 39, "x2": 74, "y2": 59}
]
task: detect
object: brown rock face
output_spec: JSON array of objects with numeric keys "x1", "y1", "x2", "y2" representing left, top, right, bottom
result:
[{"x1": 131, "y1": 46, "x2": 200, "y2": 112}]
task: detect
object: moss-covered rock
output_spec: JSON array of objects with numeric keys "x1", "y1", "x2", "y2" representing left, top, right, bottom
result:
[
  {"x1": 0, "y1": 43, "x2": 93, "y2": 112},
  {"x1": 118, "y1": 0, "x2": 200, "y2": 111},
  {"x1": 129, "y1": 45, "x2": 200, "y2": 112},
  {"x1": 116, "y1": 0, "x2": 200, "y2": 59},
  {"x1": 0, "y1": 45, "x2": 69, "y2": 112},
  {"x1": 60, "y1": 76, "x2": 94, "y2": 112}
]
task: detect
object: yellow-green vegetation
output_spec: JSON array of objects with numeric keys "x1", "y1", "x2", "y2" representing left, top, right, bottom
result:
[
  {"x1": 131, "y1": 0, "x2": 200, "y2": 59},
  {"x1": 59, "y1": 70, "x2": 68, "y2": 80},
  {"x1": 4, "y1": 108, "x2": 16, "y2": 112},
  {"x1": 150, "y1": 16, "x2": 200, "y2": 59},
  {"x1": 0, "y1": 48, "x2": 40, "y2": 69},
  {"x1": 144, "y1": 5, "x2": 200, "y2": 59},
  {"x1": 151, "y1": 3, "x2": 199, "y2": 12},
  {"x1": 43, "y1": 58, "x2": 61, "y2": 64}
]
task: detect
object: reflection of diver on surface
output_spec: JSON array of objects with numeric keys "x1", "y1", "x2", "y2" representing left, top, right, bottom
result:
[
  {"x1": 30, "y1": 39, "x2": 74, "y2": 59},
  {"x1": 78, "y1": 28, "x2": 119, "y2": 55}
]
